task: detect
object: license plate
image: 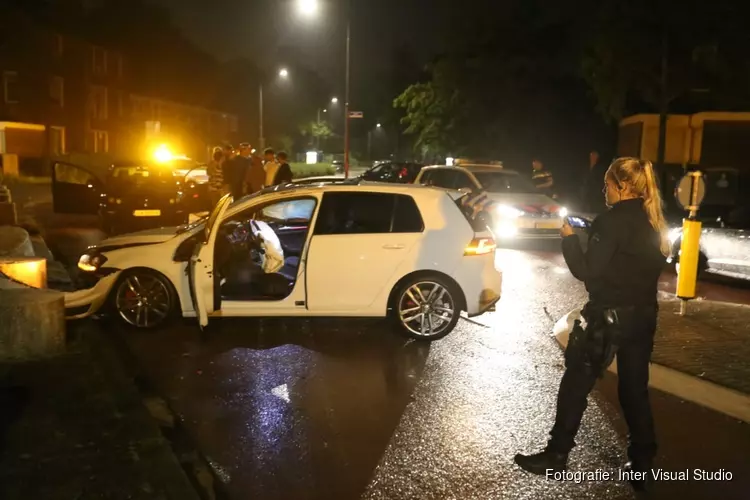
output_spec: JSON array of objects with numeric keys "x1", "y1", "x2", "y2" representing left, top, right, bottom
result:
[
  {"x1": 133, "y1": 209, "x2": 161, "y2": 217},
  {"x1": 535, "y1": 221, "x2": 560, "y2": 229}
]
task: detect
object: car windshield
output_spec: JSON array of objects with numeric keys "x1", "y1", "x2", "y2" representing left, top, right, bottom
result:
[{"x1": 472, "y1": 172, "x2": 536, "y2": 194}]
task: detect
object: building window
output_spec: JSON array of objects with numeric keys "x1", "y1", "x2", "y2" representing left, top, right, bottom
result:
[
  {"x1": 89, "y1": 130, "x2": 108, "y2": 153},
  {"x1": 90, "y1": 85, "x2": 108, "y2": 119},
  {"x1": 54, "y1": 35, "x2": 64, "y2": 57},
  {"x1": 50, "y1": 126, "x2": 66, "y2": 155},
  {"x1": 92, "y1": 46, "x2": 107, "y2": 76},
  {"x1": 50, "y1": 76, "x2": 64, "y2": 107},
  {"x1": 3, "y1": 71, "x2": 19, "y2": 103}
]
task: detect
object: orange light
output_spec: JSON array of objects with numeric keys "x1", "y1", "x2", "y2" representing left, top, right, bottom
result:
[
  {"x1": 464, "y1": 237, "x2": 496, "y2": 256},
  {"x1": 0, "y1": 258, "x2": 47, "y2": 288}
]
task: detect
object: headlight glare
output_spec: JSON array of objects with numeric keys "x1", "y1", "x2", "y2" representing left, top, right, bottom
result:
[
  {"x1": 668, "y1": 228, "x2": 681, "y2": 244},
  {"x1": 496, "y1": 204, "x2": 524, "y2": 218}
]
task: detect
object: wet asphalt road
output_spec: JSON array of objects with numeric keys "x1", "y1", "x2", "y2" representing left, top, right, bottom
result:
[{"x1": 20, "y1": 191, "x2": 750, "y2": 500}]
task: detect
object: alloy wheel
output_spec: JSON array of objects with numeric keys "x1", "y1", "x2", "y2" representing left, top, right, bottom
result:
[
  {"x1": 398, "y1": 281, "x2": 456, "y2": 338},
  {"x1": 114, "y1": 273, "x2": 172, "y2": 328}
]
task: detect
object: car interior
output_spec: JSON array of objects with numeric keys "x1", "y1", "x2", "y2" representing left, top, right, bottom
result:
[{"x1": 215, "y1": 197, "x2": 317, "y2": 301}]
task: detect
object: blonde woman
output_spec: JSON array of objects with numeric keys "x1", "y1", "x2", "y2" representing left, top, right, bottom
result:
[{"x1": 515, "y1": 158, "x2": 669, "y2": 492}]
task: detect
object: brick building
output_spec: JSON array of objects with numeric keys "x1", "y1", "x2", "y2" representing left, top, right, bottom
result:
[{"x1": 0, "y1": 8, "x2": 237, "y2": 176}]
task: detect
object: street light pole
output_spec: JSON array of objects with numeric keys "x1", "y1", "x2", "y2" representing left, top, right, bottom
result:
[
  {"x1": 344, "y1": 11, "x2": 351, "y2": 179},
  {"x1": 258, "y1": 83, "x2": 264, "y2": 151}
]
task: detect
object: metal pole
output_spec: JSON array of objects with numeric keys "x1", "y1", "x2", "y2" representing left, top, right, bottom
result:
[
  {"x1": 259, "y1": 83, "x2": 265, "y2": 151},
  {"x1": 316, "y1": 108, "x2": 321, "y2": 151},
  {"x1": 344, "y1": 10, "x2": 351, "y2": 179}
]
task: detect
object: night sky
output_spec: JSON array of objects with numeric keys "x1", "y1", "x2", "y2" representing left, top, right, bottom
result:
[{"x1": 152, "y1": 0, "x2": 462, "y2": 93}]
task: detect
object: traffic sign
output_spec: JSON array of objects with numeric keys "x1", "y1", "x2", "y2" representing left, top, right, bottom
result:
[
  {"x1": 675, "y1": 171, "x2": 706, "y2": 211},
  {"x1": 348, "y1": 111, "x2": 363, "y2": 118}
]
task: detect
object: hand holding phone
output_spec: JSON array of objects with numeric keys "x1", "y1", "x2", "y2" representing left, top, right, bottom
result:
[{"x1": 560, "y1": 217, "x2": 575, "y2": 237}]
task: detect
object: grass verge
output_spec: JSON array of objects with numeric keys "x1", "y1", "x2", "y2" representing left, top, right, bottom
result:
[{"x1": 290, "y1": 163, "x2": 336, "y2": 179}]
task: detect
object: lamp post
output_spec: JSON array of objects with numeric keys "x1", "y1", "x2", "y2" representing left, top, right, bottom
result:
[
  {"x1": 297, "y1": 0, "x2": 352, "y2": 177},
  {"x1": 316, "y1": 97, "x2": 338, "y2": 150},
  {"x1": 259, "y1": 68, "x2": 289, "y2": 151}
]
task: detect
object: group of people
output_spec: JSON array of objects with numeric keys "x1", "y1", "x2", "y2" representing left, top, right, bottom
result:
[{"x1": 206, "y1": 143, "x2": 294, "y2": 205}]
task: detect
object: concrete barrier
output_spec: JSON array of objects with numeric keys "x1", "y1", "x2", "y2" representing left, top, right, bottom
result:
[
  {"x1": 0, "y1": 287, "x2": 66, "y2": 360},
  {"x1": 0, "y1": 225, "x2": 33, "y2": 257}
]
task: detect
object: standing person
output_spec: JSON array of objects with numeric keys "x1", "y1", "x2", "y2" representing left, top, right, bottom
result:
[
  {"x1": 241, "y1": 143, "x2": 265, "y2": 194},
  {"x1": 206, "y1": 147, "x2": 226, "y2": 206},
  {"x1": 531, "y1": 158, "x2": 555, "y2": 198},
  {"x1": 514, "y1": 158, "x2": 669, "y2": 492},
  {"x1": 221, "y1": 144, "x2": 246, "y2": 200},
  {"x1": 581, "y1": 150, "x2": 608, "y2": 213},
  {"x1": 262, "y1": 148, "x2": 281, "y2": 188},
  {"x1": 273, "y1": 151, "x2": 294, "y2": 185}
]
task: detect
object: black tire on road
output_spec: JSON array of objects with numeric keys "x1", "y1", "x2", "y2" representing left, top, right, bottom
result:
[
  {"x1": 391, "y1": 274, "x2": 461, "y2": 341},
  {"x1": 109, "y1": 269, "x2": 179, "y2": 330}
]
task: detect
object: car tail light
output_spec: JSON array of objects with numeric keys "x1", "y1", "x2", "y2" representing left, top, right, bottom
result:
[{"x1": 464, "y1": 237, "x2": 496, "y2": 256}]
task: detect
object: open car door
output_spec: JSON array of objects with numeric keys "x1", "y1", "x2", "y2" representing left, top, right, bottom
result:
[
  {"x1": 52, "y1": 161, "x2": 103, "y2": 214},
  {"x1": 189, "y1": 193, "x2": 232, "y2": 328}
]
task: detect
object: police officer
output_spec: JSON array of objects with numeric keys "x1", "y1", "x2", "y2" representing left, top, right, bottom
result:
[
  {"x1": 514, "y1": 157, "x2": 669, "y2": 491},
  {"x1": 531, "y1": 157, "x2": 555, "y2": 198}
]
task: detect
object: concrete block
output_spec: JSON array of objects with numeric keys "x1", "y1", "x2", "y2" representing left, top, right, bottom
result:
[
  {"x1": 0, "y1": 225, "x2": 31, "y2": 257},
  {"x1": 0, "y1": 288, "x2": 66, "y2": 360}
]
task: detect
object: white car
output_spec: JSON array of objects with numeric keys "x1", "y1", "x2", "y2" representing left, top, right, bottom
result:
[
  {"x1": 65, "y1": 182, "x2": 503, "y2": 341},
  {"x1": 415, "y1": 164, "x2": 570, "y2": 239}
]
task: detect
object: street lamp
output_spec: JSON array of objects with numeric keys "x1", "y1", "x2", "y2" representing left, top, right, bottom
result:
[
  {"x1": 376, "y1": 123, "x2": 381, "y2": 128},
  {"x1": 259, "y1": 68, "x2": 290, "y2": 151},
  {"x1": 296, "y1": 0, "x2": 352, "y2": 178},
  {"x1": 331, "y1": 97, "x2": 339, "y2": 104}
]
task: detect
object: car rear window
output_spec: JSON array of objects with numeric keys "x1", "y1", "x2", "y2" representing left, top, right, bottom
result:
[{"x1": 454, "y1": 194, "x2": 492, "y2": 232}]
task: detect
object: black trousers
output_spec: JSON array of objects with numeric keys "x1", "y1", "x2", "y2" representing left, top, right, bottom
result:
[{"x1": 548, "y1": 306, "x2": 658, "y2": 463}]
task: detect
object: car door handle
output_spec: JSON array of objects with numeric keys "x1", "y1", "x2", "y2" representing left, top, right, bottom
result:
[{"x1": 382, "y1": 244, "x2": 405, "y2": 250}]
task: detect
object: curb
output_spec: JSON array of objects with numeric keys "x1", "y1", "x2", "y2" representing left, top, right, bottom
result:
[{"x1": 553, "y1": 310, "x2": 750, "y2": 424}]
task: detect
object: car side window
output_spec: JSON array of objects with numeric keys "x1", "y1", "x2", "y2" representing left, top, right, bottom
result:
[
  {"x1": 55, "y1": 163, "x2": 97, "y2": 185},
  {"x1": 418, "y1": 170, "x2": 433, "y2": 185},
  {"x1": 453, "y1": 171, "x2": 476, "y2": 190},
  {"x1": 315, "y1": 192, "x2": 395, "y2": 235},
  {"x1": 392, "y1": 195, "x2": 424, "y2": 233}
]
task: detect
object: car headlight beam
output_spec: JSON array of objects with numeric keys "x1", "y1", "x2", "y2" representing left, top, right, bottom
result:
[{"x1": 496, "y1": 204, "x2": 524, "y2": 218}]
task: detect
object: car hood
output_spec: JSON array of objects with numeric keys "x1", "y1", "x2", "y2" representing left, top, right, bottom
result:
[{"x1": 98, "y1": 226, "x2": 183, "y2": 250}]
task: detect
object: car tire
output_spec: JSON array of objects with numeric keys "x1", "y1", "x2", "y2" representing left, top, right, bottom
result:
[
  {"x1": 391, "y1": 275, "x2": 461, "y2": 341},
  {"x1": 109, "y1": 269, "x2": 179, "y2": 329}
]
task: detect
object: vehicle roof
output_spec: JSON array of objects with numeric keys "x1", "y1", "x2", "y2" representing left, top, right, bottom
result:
[{"x1": 247, "y1": 179, "x2": 450, "y2": 200}]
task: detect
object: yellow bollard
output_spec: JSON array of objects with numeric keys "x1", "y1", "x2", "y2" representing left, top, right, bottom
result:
[{"x1": 676, "y1": 219, "x2": 702, "y2": 314}]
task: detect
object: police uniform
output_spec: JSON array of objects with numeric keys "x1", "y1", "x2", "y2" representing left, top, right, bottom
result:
[
  {"x1": 532, "y1": 168, "x2": 554, "y2": 197},
  {"x1": 552, "y1": 198, "x2": 665, "y2": 466}
]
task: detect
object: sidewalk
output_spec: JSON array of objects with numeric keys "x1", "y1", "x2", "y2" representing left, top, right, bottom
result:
[
  {"x1": 0, "y1": 320, "x2": 201, "y2": 500},
  {"x1": 554, "y1": 297, "x2": 750, "y2": 424}
]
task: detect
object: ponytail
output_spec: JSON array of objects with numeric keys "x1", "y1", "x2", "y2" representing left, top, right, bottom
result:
[
  {"x1": 608, "y1": 158, "x2": 671, "y2": 256},
  {"x1": 640, "y1": 161, "x2": 670, "y2": 256}
]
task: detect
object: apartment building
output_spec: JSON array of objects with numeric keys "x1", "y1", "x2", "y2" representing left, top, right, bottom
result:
[{"x1": 0, "y1": 8, "x2": 238, "y2": 176}]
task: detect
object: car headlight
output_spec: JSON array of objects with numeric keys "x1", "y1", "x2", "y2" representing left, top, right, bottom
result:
[
  {"x1": 496, "y1": 204, "x2": 524, "y2": 218},
  {"x1": 78, "y1": 252, "x2": 107, "y2": 272},
  {"x1": 558, "y1": 207, "x2": 568, "y2": 218},
  {"x1": 668, "y1": 228, "x2": 681, "y2": 245}
]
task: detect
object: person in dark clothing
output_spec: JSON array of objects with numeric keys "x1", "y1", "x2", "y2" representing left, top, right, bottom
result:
[
  {"x1": 531, "y1": 158, "x2": 555, "y2": 198},
  {"x1": 515, "y1": 157, "x2": 669, "y2": 492},
  {"x1": 241, "y1": 143, "x2": 266, "y2": 194},
  {"x1": 581, "y1": 150, "x2": 608, "y2": 213},
  {"x1": 273, "y1": 151, "x2": 294, "y2": 185},
  {"x1": 220, "y1": 144, "x2": 246, "y2": 199}
]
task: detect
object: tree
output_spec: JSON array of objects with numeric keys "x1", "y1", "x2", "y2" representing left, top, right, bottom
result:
[
  {"x1": 581, "y1": 0, "x2": 749, "y2": 166},
  {"x1": 299, "y1": 120, "x2": 333, "y2": 148}
]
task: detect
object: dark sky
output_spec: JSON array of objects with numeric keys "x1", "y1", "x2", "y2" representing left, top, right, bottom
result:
[{"x1": 152, "y1": 0, "x2": 461, "y2": 93}]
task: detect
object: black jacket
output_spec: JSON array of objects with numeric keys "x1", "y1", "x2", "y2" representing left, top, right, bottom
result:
[
  {"x1": 274, "y1": 162, "x2": 293, "y2": 185},
  {"x1": 562, "y1": 198, "x2": 666, "y2": 308}
]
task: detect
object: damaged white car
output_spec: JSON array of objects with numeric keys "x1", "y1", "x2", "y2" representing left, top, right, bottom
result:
[{"x1": 66, "y1": 182, "x2": 503, "y2": 340}]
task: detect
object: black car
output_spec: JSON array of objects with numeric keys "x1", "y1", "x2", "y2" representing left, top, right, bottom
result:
[
  {"x1": 360, "y1": 161, "x2": 425, "y2": 184},
  {"x1": 52, "y1": 160, "x2": 195, "y2": 234}
]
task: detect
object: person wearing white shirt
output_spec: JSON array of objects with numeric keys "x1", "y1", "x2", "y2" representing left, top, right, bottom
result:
[{"x1": 263, "y1": 148, "x2": 280, "y2": 188}]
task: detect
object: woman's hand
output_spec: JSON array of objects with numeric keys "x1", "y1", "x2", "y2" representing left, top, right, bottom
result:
[{"x1": 560, "y1": 220, "x2": 575, "y2": 238}]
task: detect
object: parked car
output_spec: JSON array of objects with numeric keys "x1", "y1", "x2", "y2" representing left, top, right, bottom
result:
[
  {"x1": 361, "y1": 161, "x2": 425, "y2": 184},
  {"x1": 667, "y1": 167, "x2": 750, "y2": 279},
  {"x1": 332, "y1": 160, "x2": 344, "y2": 173},
  {"x1": 65, "y1": 183, "x2": 503, "y2": 340},
  {"x1": 52, "y1": 159, "x2": 210, "y2": 234},
  {"x1": 415, "y1": 164, "x2": 569, "y2": 239}
]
